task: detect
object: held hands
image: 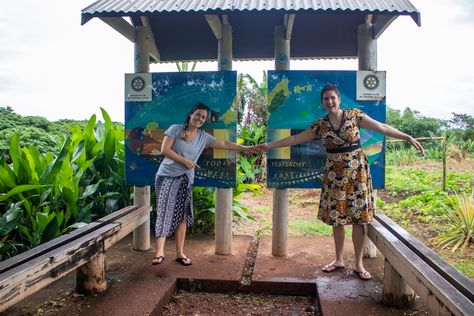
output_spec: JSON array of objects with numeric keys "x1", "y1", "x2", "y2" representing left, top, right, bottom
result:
[
  {"x1": 243, "y1": 144, "x2": 269, "y2": 153},
  {"x1": 241, "y1": 145, "x2": 261, "y2": 154},
  {"x1": 254, "y1": 144, "x2": 269, "y2": 153}
]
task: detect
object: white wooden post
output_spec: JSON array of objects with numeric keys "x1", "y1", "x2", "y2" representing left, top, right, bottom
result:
[
  {"x1": 358, "y1": 22, "x2": 377, "y2": 258},
  {"x1": 215, "y1": 17, "x2": 233, "y2": 255},
  {"x1": 133, "y1": 25, "x2": 151, "y2": 251},
  {"x1": 272, "y1": 24, "x2": 290, "y2": 257}
]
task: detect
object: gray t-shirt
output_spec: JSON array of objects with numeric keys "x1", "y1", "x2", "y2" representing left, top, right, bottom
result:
[{"x1": 157, "y1": 124, "x2": 216, "y2": 184}]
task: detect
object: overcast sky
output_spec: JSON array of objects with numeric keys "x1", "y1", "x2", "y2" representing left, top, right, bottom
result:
[{"x1": 0, "y1": 0, "x2": 473, "y2": 122}]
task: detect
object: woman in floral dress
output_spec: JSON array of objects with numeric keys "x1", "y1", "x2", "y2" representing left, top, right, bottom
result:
[{"x1": 257, "y1": 84, "x2": 424, "y2": 280}]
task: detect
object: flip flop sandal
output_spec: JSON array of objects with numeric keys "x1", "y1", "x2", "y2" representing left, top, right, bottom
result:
[
  {"x1": 354, "y1": 270, "x2": 372, "y2": 281},
  {"x1": 151, "y1": 256, "x2": 165, "y2": 265},
  {"x1": 175, "y1": 257, "x2": 192, "y2": 266},
  {"x1": 322, "y1": 264, "x2": 345, "y2": 273}
]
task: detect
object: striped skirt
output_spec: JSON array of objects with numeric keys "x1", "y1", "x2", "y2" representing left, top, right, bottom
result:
[{"x1": 154, "y1": 174, "x2": 193, "y2": 238}]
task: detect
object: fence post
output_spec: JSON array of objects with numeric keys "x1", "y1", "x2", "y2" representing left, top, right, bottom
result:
[{"x1": 442, "y1": 134, "x2": 447, "y2": 191}]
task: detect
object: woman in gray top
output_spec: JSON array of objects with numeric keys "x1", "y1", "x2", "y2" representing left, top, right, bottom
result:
[{"x1": 152, "y1": 102, "x2": 255, "y2": 266}]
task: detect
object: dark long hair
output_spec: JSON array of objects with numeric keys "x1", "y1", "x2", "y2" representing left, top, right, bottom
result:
[
  {"x1": 180, "y1": 102, "x2": 210, "y2": 140},
  {"x1": 320, "y1": 84, "x2": 340, "y2": 101}
]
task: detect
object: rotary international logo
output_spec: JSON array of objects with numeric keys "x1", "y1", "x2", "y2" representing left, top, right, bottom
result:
[
  {"x1": 131, "y1": 76, "x2": 146, "y2": 92},
  {"x1": 363, "y1": 74, "x2": 379, "y2": 91}
]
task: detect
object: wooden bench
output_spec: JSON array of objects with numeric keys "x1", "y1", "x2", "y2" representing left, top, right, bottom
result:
[
  {"x1": 0, "y1": 205, "x2": 151, "y2": 312},
  {"x1": 368, "y1": 213, "x2": 474, "y2": 315}
]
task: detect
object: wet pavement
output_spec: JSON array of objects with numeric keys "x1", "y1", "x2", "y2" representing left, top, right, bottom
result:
[{"x1": 2, "y1": 234, "x2": 429, "y2": 315}]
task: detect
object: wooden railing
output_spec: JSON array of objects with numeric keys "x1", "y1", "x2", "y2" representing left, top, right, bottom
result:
[
  {"x1": 0, "y1": 205, "x2": 151, "y2": 312},
  {"x1": 368, "y1": 213, "x2": 474, "y2": 315}
]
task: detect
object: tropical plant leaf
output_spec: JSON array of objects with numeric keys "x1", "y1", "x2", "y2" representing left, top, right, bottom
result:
[
  {"x1": 0, "y1": 202, "x2": 23, "y2": 235},
  {"x1": 41, "y1": 216, "x2": 60, "y2": 244},
  {"x1": 0, "y1": 184, "x2": 49, "y2": 202},
  {"x1": 40, "y1": 138, "x2": 71, "y2": 184}
]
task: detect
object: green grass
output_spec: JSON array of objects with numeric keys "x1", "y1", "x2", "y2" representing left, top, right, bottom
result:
[
  {"x1": 288, "y1": 220, "x2": 352, "y2": 237},
  {"x1": 252, "y1": 205, "x2": 271, "y2": 213},
  {"x1": 385, "y1": 166, "x2": 474, "y2": 194},
  {"x1": 437, "y1": 247, "x2": 474, "y2": 278},
  {"x1": 380, "y1": 162, "x2": 474, "y2": 277}
]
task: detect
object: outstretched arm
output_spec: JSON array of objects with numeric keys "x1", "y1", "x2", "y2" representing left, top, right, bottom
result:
[
  {"x1": 359, "y1": 115, "x2": 425, "y2": 155},
  {"x1": 257, "y1": 127, "x2": 316, "y2": 152},
  {"x1": 161, "y1": 135, "x2": 198, "y2": 169},
  {"x1": 209, "y1": 140, "x2": 260, "y2": 153}
]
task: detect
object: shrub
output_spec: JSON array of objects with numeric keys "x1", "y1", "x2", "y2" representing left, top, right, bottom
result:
[{"x1": 433, "y1": 194, "x2": 474, "y2": 252}]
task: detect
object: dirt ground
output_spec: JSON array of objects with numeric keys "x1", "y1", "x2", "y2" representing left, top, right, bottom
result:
[{"x1": 163, "y1": 291, "x2": 318, "y2": 316}]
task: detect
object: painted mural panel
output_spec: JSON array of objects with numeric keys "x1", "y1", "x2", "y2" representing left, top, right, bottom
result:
[
  {"x1": 267, "y1": 70, "x2": 385, "y2": 189},
  {"x1": 125, "y1": 71, "x2": 237, "y2": 187}
]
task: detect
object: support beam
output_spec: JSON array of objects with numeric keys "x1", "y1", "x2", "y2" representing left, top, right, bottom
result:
[
  {"x1": 99, "y1": 17, "x2": 135, "y2": 43},
  {"x1": 133, "y1": 26, "x2": 151, "y2": 251},
  {"x1": 365, "y1": 14, "x2": 373, "y2": 24},
  {"x1": 358, "y1": 22, "x2": 378, "y2": 71},
  {"x1": 373, "y1": 14, "x2": 398, "y2": 39},
  {"x1": 284, "y1": 14, "x2": 295, "y2": 40},
  {"x1": 272, "y1": 189, "x2": 288, "y2": 256},
  {"x1": 215, "y1": 16, "x2": 233, "y2": 255},
  {"x1": 272, "y1": 24, "x2": 290, "y2": 257},
  {"x1": 205, "y1": 14, "x2": 223, "y2": 40},
  {"x1": 140, "y1": 16, "x2": 161, "y2": 62},
  {"x1": 358, "y1": 22, "x2": 377, "y2": 258}
]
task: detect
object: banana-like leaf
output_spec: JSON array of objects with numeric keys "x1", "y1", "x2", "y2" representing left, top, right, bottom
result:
[
  {"x1": 18, "y1": 224, "x2": 33, "y2": 242},
  {"x1": 40, "y1": 138, "x2": 71, "y2": 184},
  {"x1": 0, "y1": 202, "x2": 23, "y2": 235},
  {"x1": 62, "y1": 186, "x2": 78, "y2": 218},
  {"x1": 9, "y1": 133, "x2": 21, "y2": 176},
  {"x1": 82, "y1": 181, "x2": 101, "y2": 199},
  {"x1": 72, "y1": 140, "x2": 85, "y2": 163},
  {"x1": 101, "y1": 108, "x2": 116, "y2": 163},
  {"x1": 22, "y1": 147, "x2": 39, "y2": 182},
  {"x1": 40, "y1": 216, "x2": 60, "y2": 244},
  {"x1": 0, "y1": 165, "x2": 17, "y2": 188},
  {"x1": 0, "y1": 184, "x2": 49, "y2": 202}
]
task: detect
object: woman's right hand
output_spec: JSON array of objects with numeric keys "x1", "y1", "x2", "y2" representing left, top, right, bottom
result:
[{"x1": 183, "y1": 158, "x2": 199, "y2": 169}]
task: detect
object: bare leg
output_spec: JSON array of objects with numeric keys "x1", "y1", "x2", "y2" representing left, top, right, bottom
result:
[
  {"x1": 152, "y1": 237, "x2": 166, "y2": 264},
  {"x1": 352, "y1": 224, "x2": 371, "y2": 279},
  {"x1": 175, "y1": 219, "x2": 187, "y2": 258},
  {"x1": 322, "y1": 225, "x2": 345, "y2": 271},
  {"x1": 352, "y1": 224, "x2": 365, "y2": 271},
  {"x1": 333, "y1": 225, "x2": 345, "y2": 265},
  {"x1": 174, "y1": 218, "x2": 192, "y2": 265}
]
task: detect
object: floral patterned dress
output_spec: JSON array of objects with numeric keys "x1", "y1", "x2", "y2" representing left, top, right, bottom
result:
[{"x1": 310, "y1": 108, "x2": 375, "y2": 226}]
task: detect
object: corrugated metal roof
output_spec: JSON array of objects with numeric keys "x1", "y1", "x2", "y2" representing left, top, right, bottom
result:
[
  {"x1": 82, "y1": 0, "x2": 420, "y2": 25},
  {"x1": 81, "y1": 0, "x2": 421, "y2": 62}
]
